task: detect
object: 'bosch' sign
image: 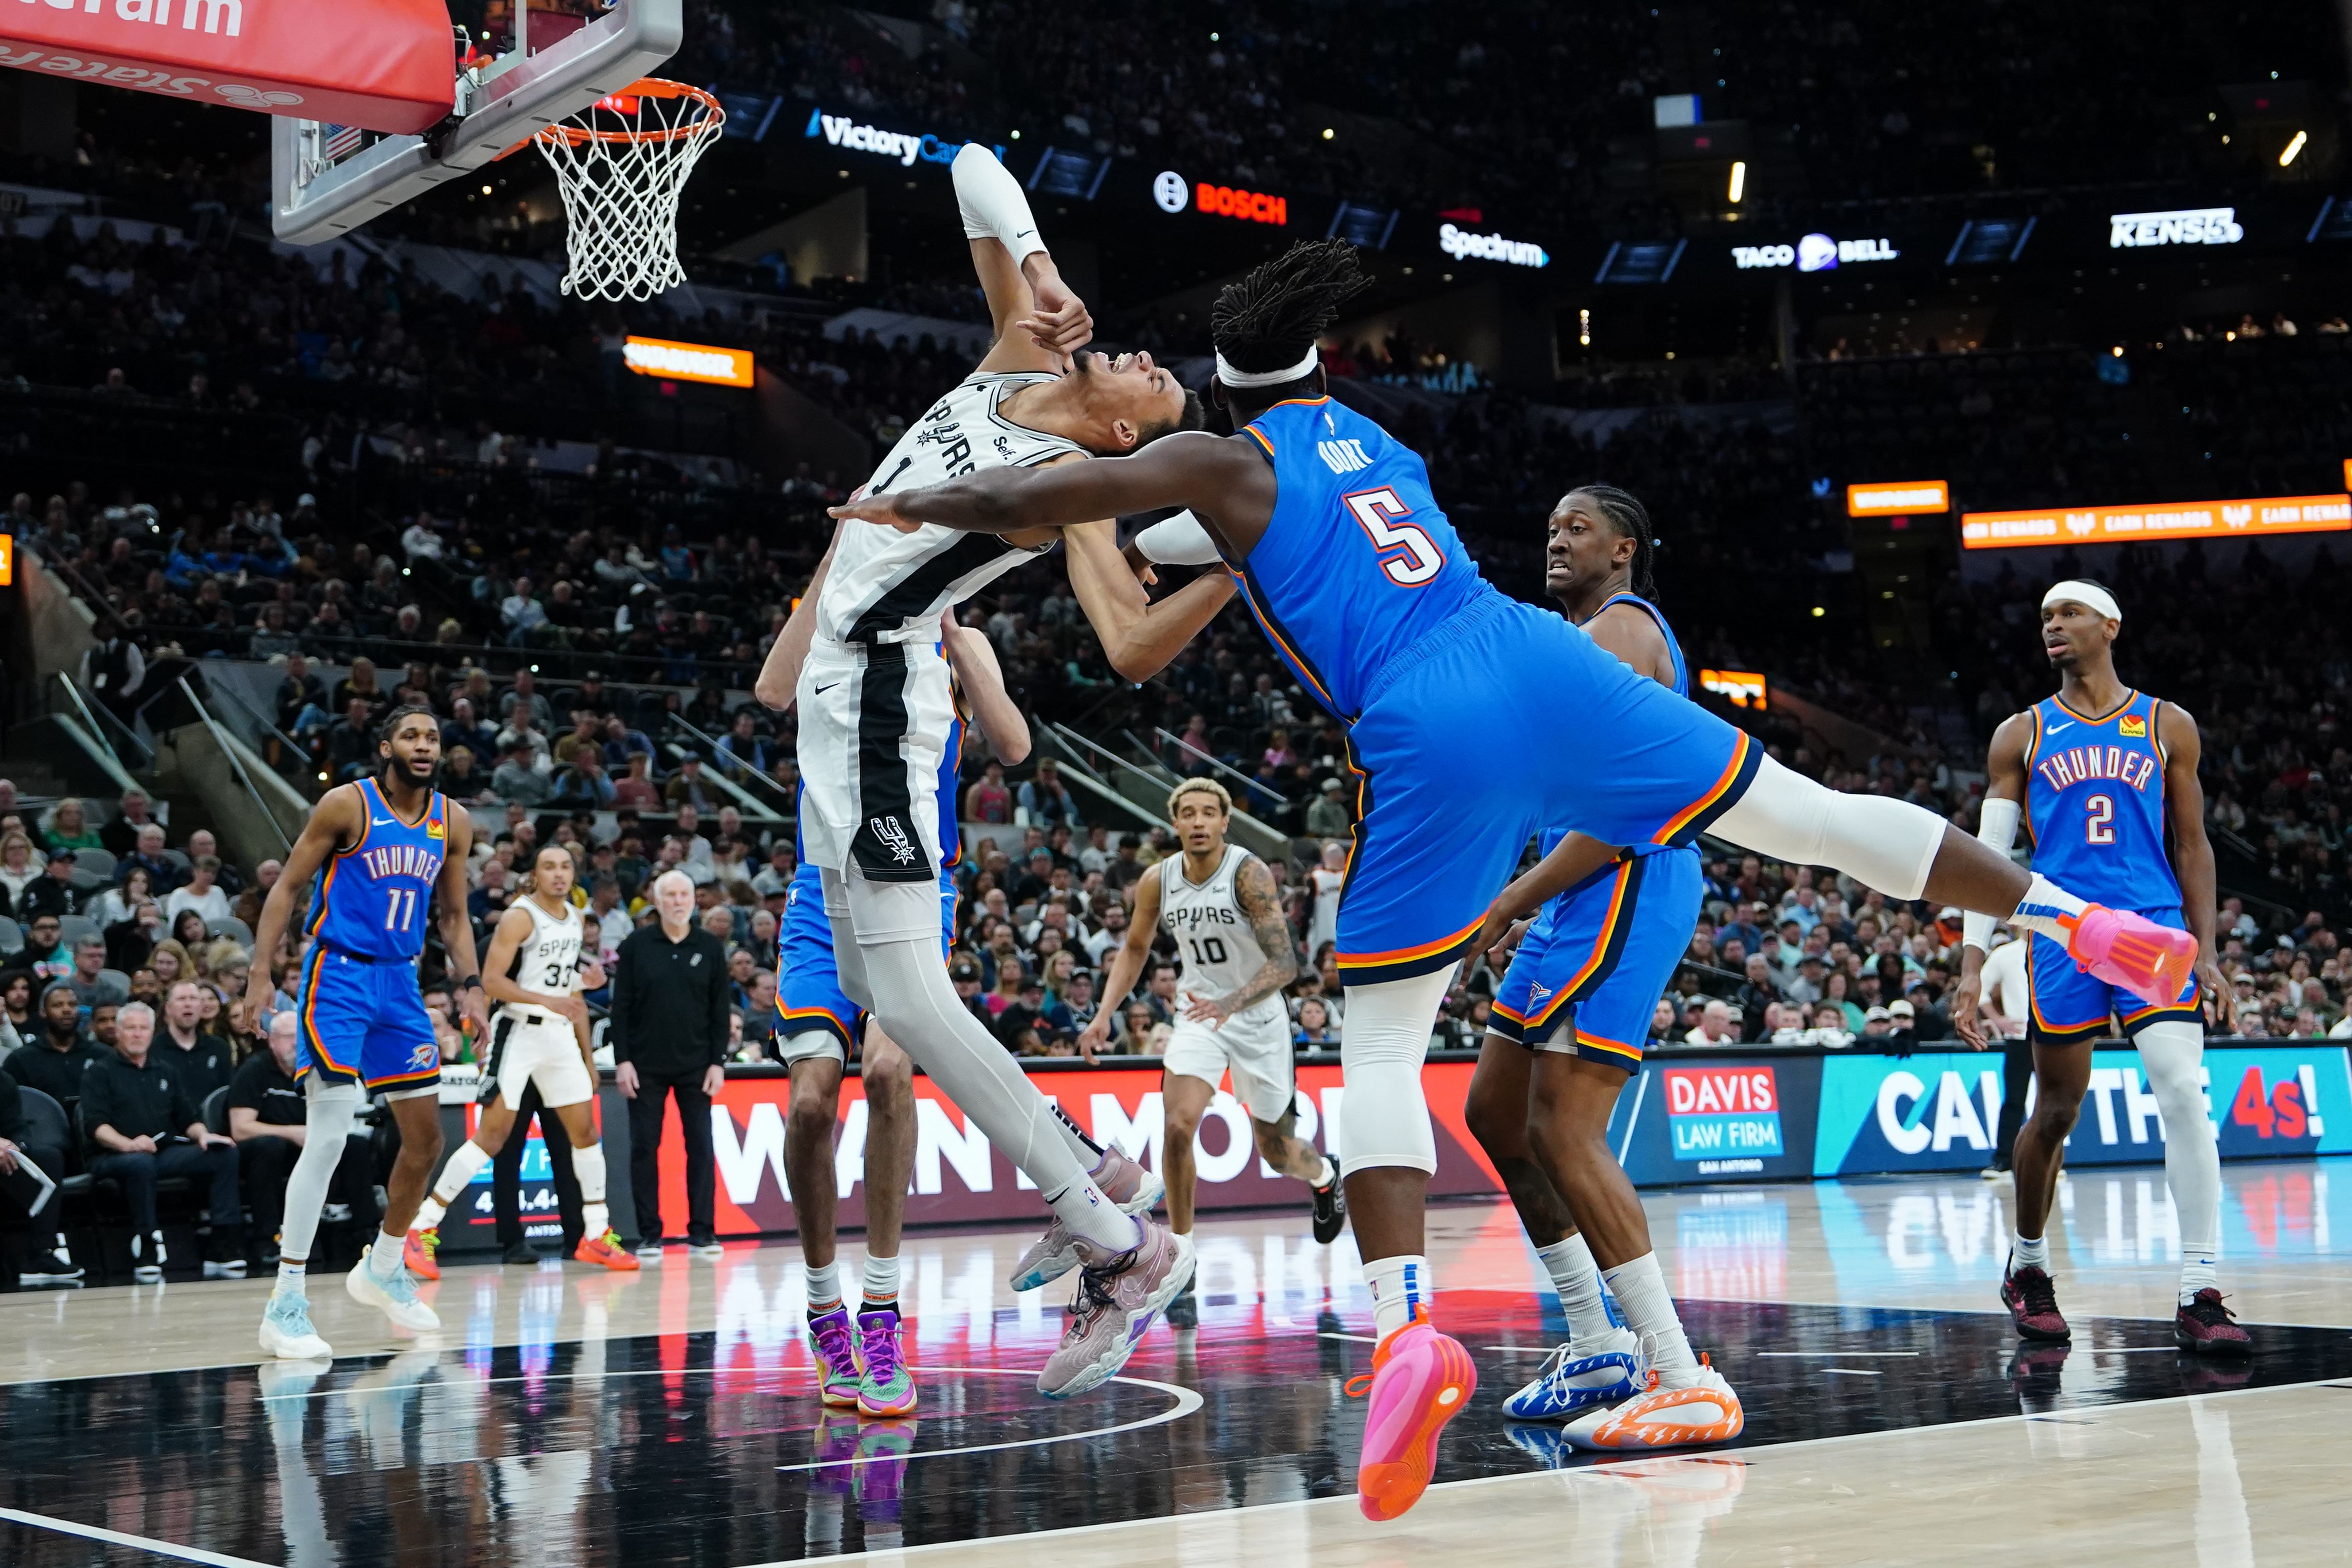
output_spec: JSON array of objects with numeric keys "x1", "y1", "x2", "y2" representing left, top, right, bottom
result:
[
  {"x1": 1155, "y1": 173, "x2": 1287, "y2": 224},
  {"x1": 1733, "y1": 233, "x2": 1900, "y2": 271},
  {"x1": 1438, "y1": 222, "x2": 1548, "y2": 268}
]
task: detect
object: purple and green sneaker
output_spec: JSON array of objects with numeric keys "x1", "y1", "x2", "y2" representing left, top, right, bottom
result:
[
  {"x1": 810, "y1": 1305, "x2": 864, "y2": 1408},
  {"x1": 856, "y1": 1306, "x2": 918, "y2": 1416}
]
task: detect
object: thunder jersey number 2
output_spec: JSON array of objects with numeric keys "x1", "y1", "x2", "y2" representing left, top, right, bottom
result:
[{"x1": 1343, "y1": 486, "x2": 1445, "y2": 586}]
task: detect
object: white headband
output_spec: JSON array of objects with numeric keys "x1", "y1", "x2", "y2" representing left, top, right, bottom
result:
[
  {"x1": 1214, "y1": 343, "x2": 1319, "y2": 388},
  {"x1": 2043, "y1": 579, "x2": 2122, "y2": 621}
]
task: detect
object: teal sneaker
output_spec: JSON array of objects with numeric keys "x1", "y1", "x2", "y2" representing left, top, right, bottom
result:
[
  {"x1": 855, "y1": 1307, "x2": 917, "y2": 1417},
  {"x1": 810, "y1": 1305, "x2": 863, "y2": 1408}
]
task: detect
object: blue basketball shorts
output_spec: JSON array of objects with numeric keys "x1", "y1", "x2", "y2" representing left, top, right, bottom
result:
[
  {"x1": 1333, "y1": 595, "x2": 1758, "y2": 986},
  {"x1": 295, "y1": 944, "x2": 440, "y2": 1094},
  {"x1": 2026, "y1": 906, "x2": 2201, "y2": 1043},
  {"x1": 1491, "y1": 846, "x2": 1703, "y2": 1072},
  {"x1": 775, "y1": 872, "x2": 959, "y2": 1065}
]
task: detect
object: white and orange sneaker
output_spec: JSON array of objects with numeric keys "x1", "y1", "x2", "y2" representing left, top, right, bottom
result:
[
  {"x1": 403, "y1": 1227, "x2": 440, "y2": 1282},
  {"x1": 2062, "y1": 905, "x2": 2198, "y2": 1010},
  {"x1": 1562, "y1": 1356, "x2": 1743, "y2": 1452},
  {"x1": 1348, "y1": 1315, "x2": 1478, "y2": 1522},
  {"x1": 574, "y1": 1229, "x2": 642, "y2": 1272}
]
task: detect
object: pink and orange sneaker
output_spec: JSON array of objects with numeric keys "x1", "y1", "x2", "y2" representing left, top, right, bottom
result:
[
  {"x1": 403, "y1": 1228, "x2": 440, "y2": 1282},
  {"x1": 1347, "y1": 1316, "x2": 1478, "y2": 1522},
  {"x1": 2063, "y1": 905, "x2": 2198, "y2": 1010}
]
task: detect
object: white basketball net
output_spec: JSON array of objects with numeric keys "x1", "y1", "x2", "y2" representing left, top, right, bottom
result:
[{"x1": 536, "y1": 80, "x2": 725, "y2": 302}]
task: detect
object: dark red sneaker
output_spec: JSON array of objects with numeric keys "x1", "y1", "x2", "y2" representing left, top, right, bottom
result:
[
  {"x1": 2174, "y1": 1288, "x2": 2254, "y2": 1357},
  {"x1": 2001, "y1": 1262, "x2": 2070, "y2": 1341}
]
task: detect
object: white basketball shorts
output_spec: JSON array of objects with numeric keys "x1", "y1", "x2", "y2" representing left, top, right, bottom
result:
[{"x1": 1161, "y1": 1000, "x2": 1298, "y2": 1125}]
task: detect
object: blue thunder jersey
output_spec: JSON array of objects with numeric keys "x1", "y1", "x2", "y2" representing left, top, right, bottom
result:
[
  {"x1": 308, "y1": 777, "x2": 449, "y2": 960},
  {"x1": 1535, "y1": 591, "x2": 1691, "y2": 872},
  {"x1": 1233, "y1": 397, "x2": 1494, "y2": 721},
  {"x1": 2022, "y1": 689, "x2": 2181, "y2": 912}
]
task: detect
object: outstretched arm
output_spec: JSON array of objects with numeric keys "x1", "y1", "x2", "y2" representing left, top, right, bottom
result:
[
  {"x1": 1954, "y1": 713, "x2": 2031, "y2": 1048},
  {"x1": 942, "y1": 610, "x2": 1031, "y2": 765},
  {"x1": 956, "y1": 144, "x2": 1091, "y2": 371},
  {"x1": 832, "y1": 430, "x2": 1272, "y2": 544},
  {"x1": 754, "y1": 521, "x2": 843, "y2": 711},
  {"x1": 2161, "y1": 702, "x2": 2233, "y2": 1032},
  {"x1": 433, "y1": 806, "x2": 486, "y2": 1036},
  {"x1": 1062, "y1": 520, "x2": 1235, "y2": 681}
]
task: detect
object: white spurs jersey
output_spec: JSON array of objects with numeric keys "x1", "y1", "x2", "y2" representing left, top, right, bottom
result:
[
  {"x1": 1158, "y1": 845, "x2": 1285, "y2": 1025},
  {"x1": 816, "y1": 370, "x2": 1088, "y2": 645},
  {"x1": 505, "y1": 896, "x2": 585, "y2": 1011}
]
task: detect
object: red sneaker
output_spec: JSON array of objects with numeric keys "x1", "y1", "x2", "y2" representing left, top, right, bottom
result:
[
  {"x1": 403, "y1": 1227, "x2": 440, "y2": 1282},
  {"x1": 574, "y1": 1229, "x2": 642, "y2": 1272},
  {"x1": 2000, "y1": 1263, "x2": 2070, "y2": 1342},
  {"x1": 2174, "y1": 1288, "x2": 2253, "y2": 1357},
  {"x1": 2063, "y1": 905, "x2": 2198, "y2": 1010}
]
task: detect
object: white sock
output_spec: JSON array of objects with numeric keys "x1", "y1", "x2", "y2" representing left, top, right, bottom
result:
[
  {"x1": 861, "y1": 1253, "x2": 901, "y2": 1310},
  {"x1": 369, "y1": 1229, "x2": 404, "y2": 1279},
  {"x1": 1536, "y1": 1234, "x2": 1615, "y2": 1344},
  {"x1": 2008, "y1": 873, "x2": 2090, "y2": 943},
  {"x1": 273, "y1": 1260, "x2": 306, "y2": 1300},
  {"x1": 1312, "y1": 1155, "x2": 1338, "y2": 1189},
  {"x1": 2180, "y1": 1254, "x2": 2218, "y2": 1303},
  {"x1": 2011, "y1": 1231, "x2": 2051, "y2": 1272},
  {"x1": 1601, "y1": 1252, "x2": 1699, "y2": 1385},
  {"x1": 573, "y1": 1141, "x2": 608, "y2": 1238},
  {"x1": 414, "y1": 1137, "x2": 495, "y2": 1233},
  {"x1": 1365, "y1": 1253, "x2": 1433, "y2": 1340},
  {"x1": 806, "y1": 1261, "x2": 843, "y2": 1315}
]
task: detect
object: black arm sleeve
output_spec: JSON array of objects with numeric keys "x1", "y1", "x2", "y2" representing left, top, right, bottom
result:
[
  {"x1": 608, "y1": 936, "x2": 636, "y2": 1065},
  {"x1": 707, "y1": 935, "x2": 731, "y2": 1068}
]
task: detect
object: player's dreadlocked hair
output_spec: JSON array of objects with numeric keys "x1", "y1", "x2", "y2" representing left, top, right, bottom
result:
[
  {"x1": 1564, "y1": 484, "x2": 1660, "y2": 604},
  {"x1": 1210, "y1": 238, "x2": 1369, "y2": 386}
]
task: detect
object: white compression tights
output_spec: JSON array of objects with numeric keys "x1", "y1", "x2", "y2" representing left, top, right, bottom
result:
[
  {"x1": 1710, "y1": 752, "x2": 1945, "y2": 899},
  {"x1": 2136, "y1": 1021, "x2": 2222, "y2": 1273},
  {"x1": 827, "y1": 907, "x2": 1136, "y2": 1252},
  {"x1": 280, "y1": 1080, "x2": 362, "y2": 1265},
  {"x1": 1336, "y1": 969, "x2": 1454, "y2": 1176}
]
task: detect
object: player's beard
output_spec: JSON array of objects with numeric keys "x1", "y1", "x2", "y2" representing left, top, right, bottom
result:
[{"x1": 384, "y1": 755, "x2": 442, "y2": 792}]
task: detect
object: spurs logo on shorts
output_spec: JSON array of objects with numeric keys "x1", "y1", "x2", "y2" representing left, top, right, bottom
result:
[{"x1": 871, "y1": 814, "x2": 919, "y2": 866}]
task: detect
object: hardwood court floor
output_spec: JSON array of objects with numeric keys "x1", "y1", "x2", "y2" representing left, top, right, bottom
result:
[{"x1": 1, "y1": 1159, "x2": 2346, "y2": 1565}]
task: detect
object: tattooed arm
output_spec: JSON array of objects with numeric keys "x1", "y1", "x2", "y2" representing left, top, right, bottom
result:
[{"x1": 1182, "y1": 854, "x2": 1300, "y2": 1028}]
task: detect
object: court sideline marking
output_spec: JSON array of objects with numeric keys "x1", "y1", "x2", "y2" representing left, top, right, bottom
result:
[
  {"x1": 772, "y1": 1367, "x2": 1204, "y2": 1470},
  {"x1": 0, "y1": 1507, "x2": 272, "y2": 1568}
]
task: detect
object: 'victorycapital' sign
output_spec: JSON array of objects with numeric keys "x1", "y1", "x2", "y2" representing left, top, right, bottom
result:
[{"x1": 805, "y1": 106, "x2": 990, "y2": 167}]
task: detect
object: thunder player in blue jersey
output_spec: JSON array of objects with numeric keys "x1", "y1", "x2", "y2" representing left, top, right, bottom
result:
[
  {"x1": 833, "y1": 240, "x2": 2199, "y2": 1518},
  {"x1": 756, "y1": 558, "x2": 1047, "y2": 1418},
  {"x1": 240, "y1": 703, "x2": 487, "y2": 1360},
  {"x1": 1453, "y1": 485, "x2": 1735, "y2": 1449},
  {"x1": 1954, "y1": 579, "x2": 2251, "y2": 1356}
]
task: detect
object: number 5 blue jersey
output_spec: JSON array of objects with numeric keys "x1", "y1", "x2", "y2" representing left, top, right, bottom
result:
[
  {"x1": 1232, "y1": 397, "x2": 1495, "y2": 720},
  {"x1": 2022, "y1": 689, "x2": 2181, "y2": 913},
  {"x1": 307, "y1": 776, "x2": 449, "y2": 960}
]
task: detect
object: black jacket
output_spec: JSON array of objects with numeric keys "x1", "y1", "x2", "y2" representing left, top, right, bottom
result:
[
  {"x1": 7, "y1": 1036, "x2": 105, "y2": 1111},
  {"x1": 81, "y1": 1050, "x2": 203, "y2": 1152},
  {"x1": 609, "y1": 924, "x2": 732, "y2": 1073}
]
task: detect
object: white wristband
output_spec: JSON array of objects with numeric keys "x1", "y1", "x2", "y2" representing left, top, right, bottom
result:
[
  {"x1": 1964, "y1": 796, "x2": 2021, "y2": 953},
  {"x1": 1134, "y1": 512, "x2": 1222, "y2": 566},
  {"x1": 953, "y1": 143, "x2": 1046, "y2": 266}
]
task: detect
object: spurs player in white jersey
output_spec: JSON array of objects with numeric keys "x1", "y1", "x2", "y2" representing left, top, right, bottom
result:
[
  {"x1": 1083, "y1": 779, "x2": 1344, "y2": 1321},
  {"x1": 785, "y1": 143, "x2": 1200, "y2": 1400},
  {"x1": 405, "y1": 844, "x2": 636, "y2": 1275}
]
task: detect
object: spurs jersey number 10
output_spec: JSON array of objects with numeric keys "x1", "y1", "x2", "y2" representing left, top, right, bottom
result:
[
  {"x1": 1158, "y1": 846, "x2": 1283, "y2": 1026},
  {"x1": 309, "y1": 778, "x2": 447, "y2": 961},
  {"x1": 508, "y1": 897, "x2": 585, "y2": 1002},
  {"x1": 2024, "y1": 689, "x2": 2182, "y2": 912},
  {"x1": 817, "y1": 371, "x2": 1088, "y2": 645}
]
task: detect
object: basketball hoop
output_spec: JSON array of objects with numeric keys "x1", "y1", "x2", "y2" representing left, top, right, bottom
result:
[{"x1": 535, "y1": 77, "x2": 725, "y2": 302}]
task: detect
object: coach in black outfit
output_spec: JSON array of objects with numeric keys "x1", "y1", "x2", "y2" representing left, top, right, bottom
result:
[
  {"x1": 611, "y1": 869, "x2": 729, "y2": 1251},
  {"x1": 83, "y1": 1001, "x2": 245, "y2": 1277}
]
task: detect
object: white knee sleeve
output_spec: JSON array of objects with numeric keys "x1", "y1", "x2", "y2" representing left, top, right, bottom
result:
[
  {"x1": 414, "y1": 1134, "x2": 494, "y2": 1231},
  {"x1": 280, "y1": 1081, "x2": 362, "y2": 1263},
  {"x1": 2136, "y1": 1021, "x2": 2220, "y2": 1255},
  {"x1": 573, "y1": 1140, "x2": 607, "y2": 1202},
  {"x1": 1709, "y1": 752, "x2": 1943, "y2": 899},
  {"x1": 1336, "y1": 970, "x2": 1453, "y2": 1178}
]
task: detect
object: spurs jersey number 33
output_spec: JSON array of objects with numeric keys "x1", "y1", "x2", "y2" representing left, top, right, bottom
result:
[
  {"x1": 2024, "y1": 689, "x2": 2180, "y2": 910},
  {"x1": 311, "y1": 778, "x2": 448, "y2": 960}
]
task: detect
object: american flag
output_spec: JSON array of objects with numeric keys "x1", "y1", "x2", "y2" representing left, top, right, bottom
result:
[{"x1": 321, "y1": 123, "x2": 364, "y2": 163}]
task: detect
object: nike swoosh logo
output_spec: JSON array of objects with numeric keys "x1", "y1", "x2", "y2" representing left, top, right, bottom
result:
[
  {"x1": 814, "y1": 682, "x2": 842, "y2": 696},
  {"x1": 1016, "y1": 229, "x2": 1035, "y2": 238},
  {"x1": 372, "y1": 818, "x2": 397, "y2": 826},
  {"x1": 2044, "y1": 722, "x2": 2071, "y2": 734}
]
